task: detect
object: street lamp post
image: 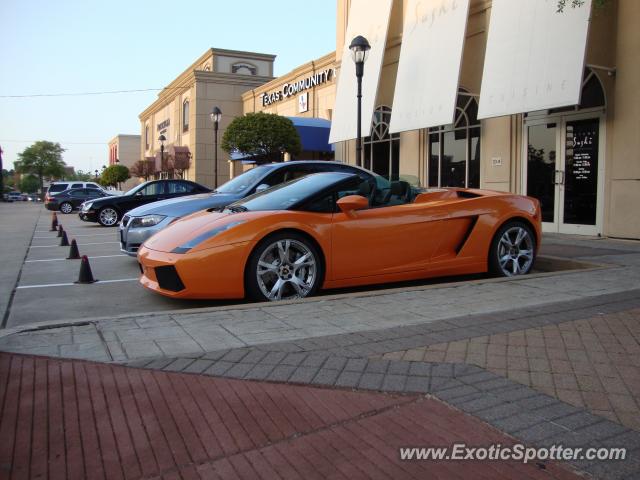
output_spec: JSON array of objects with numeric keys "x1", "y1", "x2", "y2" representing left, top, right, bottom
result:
[
  {"x1": 349, "y1": 35, "x2": 371, "y2": 168},
  {"x1": 158, "y1": 134, "x2": 166, "y2": 179},
  {"x1": 210, "y1": 107, "x2": 222, "y2": 189},
  {"x1": 94, "y1": 169, "x2": 99, "y2": 180}
]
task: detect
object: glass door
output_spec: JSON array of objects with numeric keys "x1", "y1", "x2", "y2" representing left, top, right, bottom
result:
[{"x1": 524, "y1": 114, "x2": 604, "y2": 236}]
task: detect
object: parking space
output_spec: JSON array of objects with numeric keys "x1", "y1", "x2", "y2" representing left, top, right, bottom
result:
[
  {"x1": 5, "y1": 208, "x2": 233, "y2": 328},
  {"x1": 3, "y1": 205, "x2": 596, "y2": 331}
]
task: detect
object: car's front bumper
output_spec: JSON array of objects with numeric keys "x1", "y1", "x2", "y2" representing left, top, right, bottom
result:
[
  {"x1": 79, "y1": 210, "x2": 98, "y2": 222},
  {"x1": 119, "y1": 216, "x2": 176, "y2": 257},
  {"x1": 137, "y1": 242, "x2": 251, "y2": 299}
]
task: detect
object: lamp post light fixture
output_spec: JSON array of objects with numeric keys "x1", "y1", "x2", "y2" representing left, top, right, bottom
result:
[
  {"x1": 94, "y1": 169, "x2": 99, "y2": 180},
  {"x1": 210, "y1": 106, "x2": 222, "y2": 189},
  {"x1": 158, "y1": 134, "x2": 166, "y2": 177},
  {"x1": 349, "y1": 35, "x2": 371, "y2": 168}
]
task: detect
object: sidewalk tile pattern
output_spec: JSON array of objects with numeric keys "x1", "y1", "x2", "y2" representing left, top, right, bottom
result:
[
  {"x1": 0, "y1": 352, "x2": 582, "y2": 480},
  {"x1": 378, "y1": 309, "x2": 640, "y2": 432}
]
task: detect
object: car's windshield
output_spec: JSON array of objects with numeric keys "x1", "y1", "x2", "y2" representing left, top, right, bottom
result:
[
  {"x1": 215, "y1": 165, "x2": 273, "y2": 194},
  {"x1": 225, "y1": 173, "x2": 353, "y2": 212}
]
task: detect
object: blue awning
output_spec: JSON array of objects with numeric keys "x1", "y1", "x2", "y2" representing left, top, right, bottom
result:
[{"x1": 286, "y1": 117, "x2": 333, "y2": 152}]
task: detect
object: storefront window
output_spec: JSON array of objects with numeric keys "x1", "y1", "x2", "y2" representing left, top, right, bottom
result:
[
  {"x1": 363, "y1": 106, "x2": 400, "y2": 180},
  {"x1": 428, "y1": 89, "x2": 481, "y2": 188}
]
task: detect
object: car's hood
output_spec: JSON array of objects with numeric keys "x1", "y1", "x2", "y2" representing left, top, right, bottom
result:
[
  {"x1": 144, "y1": 210, "x2": 264, "y2": 253},
  {"x1": 126, "y1": 193, "x2": 239, "y2": 217}
]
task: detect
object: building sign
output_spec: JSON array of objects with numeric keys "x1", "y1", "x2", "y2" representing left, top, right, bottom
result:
[
  {"x1": 261, "y1": 69, "x2": 334, "y2": 106},
  {"x1": 157, "y1": 119, "x2": 170, "y2": 132},
  {"x1": 298, "y1": 92, "x2": 309, "y2": 113},
  {"x1": 564, "y1": 119, "x2": 599, "y2": 225}
]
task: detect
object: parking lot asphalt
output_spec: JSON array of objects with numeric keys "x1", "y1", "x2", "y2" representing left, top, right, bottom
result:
[{"x1": 2, "y1": 205, "x2": 237, "y2": 328}]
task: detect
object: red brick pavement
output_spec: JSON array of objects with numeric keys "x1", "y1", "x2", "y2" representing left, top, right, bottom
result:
[{"x1": 0, "y1": 353, "x2": 581, "y2": 480}]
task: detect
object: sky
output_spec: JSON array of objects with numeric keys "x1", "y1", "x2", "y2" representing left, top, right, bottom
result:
[{"x1": 0, "y1": 0, "x2": 336, "y2": 174}]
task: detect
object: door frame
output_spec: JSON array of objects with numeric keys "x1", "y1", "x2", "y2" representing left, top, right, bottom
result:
[{"x1": 522, "y1": 108, "x2": 606, "y2": 236}]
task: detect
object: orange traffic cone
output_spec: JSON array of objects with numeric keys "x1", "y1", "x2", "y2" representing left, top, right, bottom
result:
[
  {"x1": 50, "y1": 213, "x2": 58, "y2": 231},
  {"x1": 67, "y1": 239, "x2": 80, "y2": 259},
  {"x1": 57, "y1": 225, "x2": 64, "y2": 238},
  {"x1": 75, "y1": 255, "x2": 96, "y2": 284}
]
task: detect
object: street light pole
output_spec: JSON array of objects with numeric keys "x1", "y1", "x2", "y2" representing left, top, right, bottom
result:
[
  {"x1": 158, "y1": 134, "x2": 166, "y2": 180},
  {"x1": 349, "y1": 35, "x2": 371, "y2": 168},
  {"x1": 210, "y1": 107, "x2": 222, "y2": 189}
]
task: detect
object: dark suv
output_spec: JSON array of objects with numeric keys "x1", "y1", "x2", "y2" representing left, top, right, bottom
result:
[
  {"x1": 45, "y1": 188, "x2": 108, "y2": 213},
  {"x1": 79, "y1": 179, "x2": 210, "y2": 226}
]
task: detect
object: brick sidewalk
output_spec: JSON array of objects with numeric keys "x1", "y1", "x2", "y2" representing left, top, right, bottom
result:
[
  {"x1": 0, "y1": 352, "x2": 582, "y2": 480},
  {"x1": 378, "y1": 308, "x2": 640, "y2": 431}
]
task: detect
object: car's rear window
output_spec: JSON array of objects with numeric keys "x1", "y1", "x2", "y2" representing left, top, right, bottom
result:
[{"x1": 48, "y1": 184, "x2": 68, "y2": 193}]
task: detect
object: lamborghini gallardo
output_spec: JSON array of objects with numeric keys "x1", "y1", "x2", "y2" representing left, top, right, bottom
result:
[{"x1": 138, "y1": 171, "x2": 541, "y2": 301}]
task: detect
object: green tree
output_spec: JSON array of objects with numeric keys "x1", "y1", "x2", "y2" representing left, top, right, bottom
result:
[
  {"x1": 100, "y1": 164, "x2": 130, "y2": 187},
  {"x1": 70, "y1": 169, "x2": 94, "y2": 181},
  {"x1": 221, "y1": 112, "x2": 301, "y2": 164},
  {"x1": 16, "y1": 141, "x2": 66, "y2": 196},
  {"x1": 556, "y1": 0, "x2": 608, "y2": 12},
  {"x1": 20, "y1": 175, "x2": 40, "y2": 193}
]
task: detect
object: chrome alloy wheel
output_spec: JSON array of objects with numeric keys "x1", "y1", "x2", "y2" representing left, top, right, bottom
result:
[
  {"x1": 497, "y1": 226, "x2": 534, "y2": 276},
  {"x1": 60, "y1": 202, "x2": 73, "y2": 214},
  {"x1": 256, "y1": 239, "x2": 317, "y2": 301},
  {"x1": 99, "y1": 207, "x2": 118, "y2": 226}
]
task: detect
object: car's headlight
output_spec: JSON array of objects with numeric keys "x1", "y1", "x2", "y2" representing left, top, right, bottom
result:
[
  {"x1": 82, "y1": 202, "x2": 93, "y2": 210},
  {"x1": 130, "y1": 215, "x2": 167, "y2": 228},
  {"x1": 171, "y1": 221, "x2": 245, "y2": 254}
]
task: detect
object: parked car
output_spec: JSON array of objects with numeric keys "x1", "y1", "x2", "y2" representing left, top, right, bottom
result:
[
  {"x1": 47, "y1": 181, "x2": 105, "y2": 196},
  {"x1": 120, "y1": 161, "x2": 373, "y2": 256},
  {"x1": 45, "y1": 188, "x2": 109, "y2": 213},
  {"x1": 80, "y1": 179, "x2": 211, "y2": 227},
  {"x1": 7, "y1": 192, "x2": 23, "y2": 202},
  {"x1": 138, "y1": 172, "x2": 542, "y2": 301}
]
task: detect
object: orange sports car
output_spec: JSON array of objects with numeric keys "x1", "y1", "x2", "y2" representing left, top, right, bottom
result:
[{"x1": 138, "y1": 171, "x2": 541, "y2": 301}]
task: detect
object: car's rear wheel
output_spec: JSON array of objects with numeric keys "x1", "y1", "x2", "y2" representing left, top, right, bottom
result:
[
  {"x1": 59, "y1": 202, "x2": 73, "y2": 214},
  {"x1": 489, "y1": 221, "x2": 536, "y2": 277},
  {"x1": 246, "y1": 232, "x2": 323, "y2": 302},
  {"x1": 98, "y1": 207, "x2": 119, "y2": 227}
]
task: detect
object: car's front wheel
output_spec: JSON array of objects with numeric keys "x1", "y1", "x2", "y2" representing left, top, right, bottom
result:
[
  {"x1": 59, "y1": 202, "x2": 73, "y2": 214},
  {"x1": 98, "y1": 207, "x2": 119, "y2": 227},
  {"x1": 489, "y1": 221, "x2": 536, "y2": 277},
  {"x1": 246, "y1": 232, "x2": 323, "y2": 302}
]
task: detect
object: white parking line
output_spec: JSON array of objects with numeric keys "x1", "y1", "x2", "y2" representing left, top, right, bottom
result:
[
  {"x1": 30, "y1": 242, "x2": 120, "y2": 248},
  {"x1": 16, "y1": 278, "x2": 139, "y2": 289},
  {"x1": 25, "y1": 255, "x2": 128, "y2": 263}
]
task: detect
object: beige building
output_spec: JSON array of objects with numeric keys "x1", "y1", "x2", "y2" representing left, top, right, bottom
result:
[
  {"x1": 138, "y1": 48, "x2": 276, "y2": 187},
  {"x1": 245, "y1": 0, "x2": 639, "y2": 240},
  {"x1": 108, "y1": 134, "x2": 141, "y2": 191}
]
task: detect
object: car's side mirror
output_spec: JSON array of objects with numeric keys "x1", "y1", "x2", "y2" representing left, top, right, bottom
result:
[
  {"x1": 255, "y1": 184, "x2": 270, "y2": 193},
  {"x1": 337, "y1": 195, "x2": 369, "y2": 215}
]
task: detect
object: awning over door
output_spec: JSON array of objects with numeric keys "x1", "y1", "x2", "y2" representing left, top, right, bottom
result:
[
  {"x1": 478, "y1": 0, "x2": 593, "y2": 119},
  {"x1": 389, "y1": 0, "x2": 470, "y2": 133},
  {"x1": 328, "y1": 0, "x2": 393, "y2": 144},
  {"x1": 286, "y1": 117, "x2": 333, "y2": 152}
]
